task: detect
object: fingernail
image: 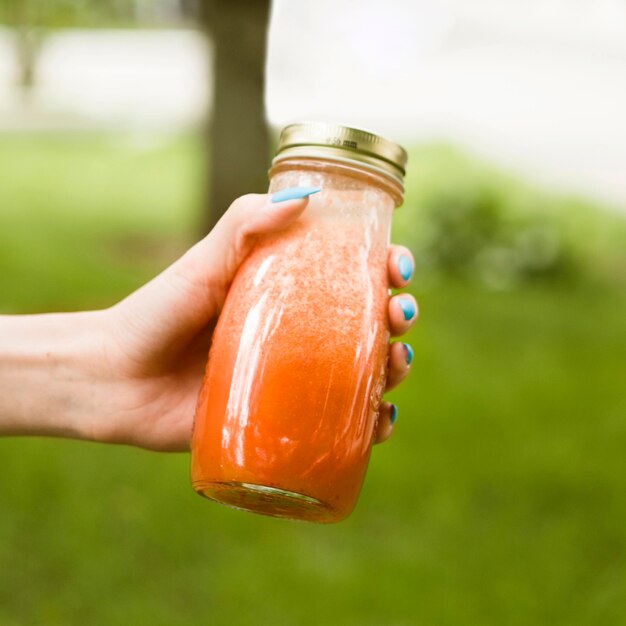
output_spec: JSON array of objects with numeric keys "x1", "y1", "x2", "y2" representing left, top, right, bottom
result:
[
  {"x1": 399, "y1": 297, "x2": 416, "y2": 321},
  {"x1": 390, "y1": 404, "x2": 398, "y2": 425},
  {"x1": 271, "y1": 186, "x2": 321, "y2": 203},
  {"x1": 398, "y1": 254, "x2": 413, "y2": 281},
  {"x1": 403, "y1": 343, "x2": 413, "y2": 365}
]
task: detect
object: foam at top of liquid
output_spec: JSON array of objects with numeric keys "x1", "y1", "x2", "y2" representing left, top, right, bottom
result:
[{"x1": 304, "y1": 188, "x2": 391, "y2": 218}]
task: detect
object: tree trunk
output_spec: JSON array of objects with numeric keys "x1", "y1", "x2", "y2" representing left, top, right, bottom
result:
[
  {"x1": 200, "y1": 0, "x2": 272, "y2": 234},
  {"x1": 15, "y1": 27, "x2": 42, "y2": 94}
]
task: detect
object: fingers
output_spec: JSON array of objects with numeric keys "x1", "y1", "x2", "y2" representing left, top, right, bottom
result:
[
  {"x1": 377, "y1": 342, "x2": 411, "y2": 447},
  {"x1": 388, "y1": 245, "x2": 414, "y2": 289},
  {"x1": 386, "y1": 340, "x2": 413, "y2": 391},
  {"x1": 374, "y1": 402, "x2": 397, "y2": 444},
  {"x1": 378, "y1": 245, "x2": 414, "y2": 444},
  {"x1": 387, "y1": 244, "x2": 417, "y2": 337},
  {"x1": 376, "y1": 342, "x2": 410, "y2": 444},
  {"x1": 388, "y1": 293, "x2": 418, "y2": 337}
]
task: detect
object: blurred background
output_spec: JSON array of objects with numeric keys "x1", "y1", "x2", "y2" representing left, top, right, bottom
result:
[{"x1": 1, "y1": 0, "x2": 625, "y2": 624}]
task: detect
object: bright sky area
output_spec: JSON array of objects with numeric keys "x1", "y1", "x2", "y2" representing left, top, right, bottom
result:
[{"x1": 0, "y1": 0, "x2": 624, "y2": 209}]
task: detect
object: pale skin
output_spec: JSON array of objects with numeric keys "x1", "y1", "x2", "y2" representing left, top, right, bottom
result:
[{"x1": 0, "y1": 193, "x2": 417, "y2": 451}]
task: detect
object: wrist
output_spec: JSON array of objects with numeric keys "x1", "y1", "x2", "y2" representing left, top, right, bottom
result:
[{"x1": 0, "y1": 310, "x2": 109, "y2": 441}]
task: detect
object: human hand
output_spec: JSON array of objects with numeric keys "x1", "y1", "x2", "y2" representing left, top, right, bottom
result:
[{"x1": 94, "y1": 193, "x2": 417, "y2": 451}]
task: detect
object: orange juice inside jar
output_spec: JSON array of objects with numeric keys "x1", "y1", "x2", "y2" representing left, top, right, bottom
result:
[{"x1": 191, "y1": 123, "x2": 407, "y2": 522}]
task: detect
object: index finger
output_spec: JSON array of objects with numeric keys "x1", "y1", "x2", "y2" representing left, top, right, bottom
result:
[{"x1": 388, "y1": 245, "x2": 414, "y2": 289}]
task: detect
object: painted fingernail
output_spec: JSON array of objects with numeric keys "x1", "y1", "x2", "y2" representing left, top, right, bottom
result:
[
  {"x1": 390, "y1": 404, "x2": 398, "y2": 425},
  {"x1": 399, "y1": 297, "x2": 416, "y2": 321},
  {"x1": 403, "y1": 343, "x2": 414, "y2": 365},
  {"x1": 398, "y1": 254, "x2": 413, "y2": 281},
  {"x1": 271, "y1": 186, "x2": 321, "y2": 203}
]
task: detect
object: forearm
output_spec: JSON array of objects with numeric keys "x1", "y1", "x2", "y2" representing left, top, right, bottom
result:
[{"x1": 0, "y1": 311, "x2": 106, "y2": 439}]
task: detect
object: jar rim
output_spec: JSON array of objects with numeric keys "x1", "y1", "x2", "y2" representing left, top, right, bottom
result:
[
  {"x1": 268, "y1": 156, "x2": 405, "y2": 208},
  {"x1": 273, "y1": 122, "x2": 408, "y2": 192}
]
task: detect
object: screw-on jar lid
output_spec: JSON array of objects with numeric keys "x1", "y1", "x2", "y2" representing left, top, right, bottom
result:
[{"x1": 273, "y1": 122, "x2": 408, "y2": 192}]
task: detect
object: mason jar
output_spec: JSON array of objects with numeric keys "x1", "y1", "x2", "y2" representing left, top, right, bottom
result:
[{"x1": 191, "y1": 122, "x2": 407, "y2": 522}]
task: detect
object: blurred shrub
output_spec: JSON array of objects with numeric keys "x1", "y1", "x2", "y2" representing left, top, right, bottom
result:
[
  {"x1": 394, "y1": 145, "x2": 626, "y2": 290},
  {"x1": 412, "y1": 185, "x2": 572, "y2": 289}
]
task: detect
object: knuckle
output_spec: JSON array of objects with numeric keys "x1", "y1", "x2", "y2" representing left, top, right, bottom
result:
[{"x1": 229, "y1": 193, "x2": 262, "y2": 213}]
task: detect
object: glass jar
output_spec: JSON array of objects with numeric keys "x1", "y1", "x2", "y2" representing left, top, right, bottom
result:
[{"x1": 191, "y1": 123, "x2": 407, "y2": 522}]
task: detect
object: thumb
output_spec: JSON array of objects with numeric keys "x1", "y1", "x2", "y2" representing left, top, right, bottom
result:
[{"x1": 175, "y1": 189, "x2": 319, "y2": 295}]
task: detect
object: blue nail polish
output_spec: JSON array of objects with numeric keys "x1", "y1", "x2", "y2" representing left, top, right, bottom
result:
[
  {"x1": 390, "y1": 404, "x2": 398, "y2": 425},
  {"x1": 399, "y1": 298, "x2": 416, "y2": 321},
  {"x1": 271, "y1": 186, "x2": 321, "y2": 203},
  {"x1": 398, "y1": 254, "x2": 413, "y2": 281},
  {"x1": 403, "y1": 343, "x2": 414, "y2": 365}
]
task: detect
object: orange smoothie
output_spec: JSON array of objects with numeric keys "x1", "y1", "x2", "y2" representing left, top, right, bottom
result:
[{"x1": 191, "y1": 190, "x2": 392, "y2": 522}]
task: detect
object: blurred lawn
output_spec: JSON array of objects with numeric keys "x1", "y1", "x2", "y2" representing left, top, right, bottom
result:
[{"x1": 1, "y1": 134, "x2": 625, "y2": 625}]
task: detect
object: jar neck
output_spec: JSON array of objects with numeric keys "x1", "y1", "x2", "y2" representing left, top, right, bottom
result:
[{"x1": 268, "y1": 157, "x2": 404, "y2": 208}]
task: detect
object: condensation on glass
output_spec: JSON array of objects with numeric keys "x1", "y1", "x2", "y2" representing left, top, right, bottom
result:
[{"x1": 191, "y1": 123, "x2": 407, "y2": 522}]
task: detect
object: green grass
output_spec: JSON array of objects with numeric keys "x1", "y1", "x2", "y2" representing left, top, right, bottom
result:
[
  {"x1": 0, "y1": 133, "x2": 202, "y2": 312},
  {"x1": 1, "y1": 134, "x2": 625, "y2": 625}
]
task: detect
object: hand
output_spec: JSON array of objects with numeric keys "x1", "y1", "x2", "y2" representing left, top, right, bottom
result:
[{"x1": 93, "y1": 193, "x2": 418, "y2": 451}]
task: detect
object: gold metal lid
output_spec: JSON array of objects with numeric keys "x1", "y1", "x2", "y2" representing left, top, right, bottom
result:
[{"x1": 272, "y1": 122, "x2": 408, "y2": 191}]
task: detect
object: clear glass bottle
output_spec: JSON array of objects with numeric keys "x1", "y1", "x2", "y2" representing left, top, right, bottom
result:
[{"x1": 191, "y1": 123, "x2": 407, "y2": 522}]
